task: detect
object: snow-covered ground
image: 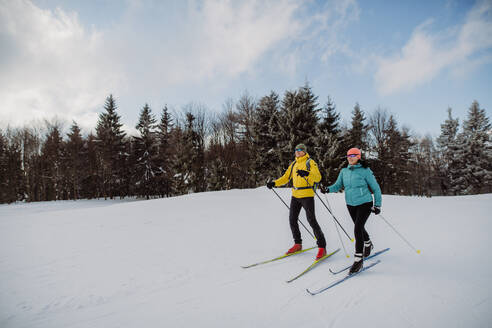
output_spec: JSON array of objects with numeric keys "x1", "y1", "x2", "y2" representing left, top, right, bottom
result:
[{"x1": 1, "y1": 189, "x2": 491, "y2": 328}]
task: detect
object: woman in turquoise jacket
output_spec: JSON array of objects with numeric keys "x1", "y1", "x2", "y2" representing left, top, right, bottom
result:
[{"x1": 321, "y1": 147, "x2": 382, "y2": 274}]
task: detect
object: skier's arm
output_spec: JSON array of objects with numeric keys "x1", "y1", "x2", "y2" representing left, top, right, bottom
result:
[
  {"x1": 365, "y1": 168, "x2": 382, "y2": 207},
  {"x1": 274, "y1": 162, "x2": 294, "y2": 187},
  {"x1": 327, "y1": 170, "x2": 344, "y2": 192}
]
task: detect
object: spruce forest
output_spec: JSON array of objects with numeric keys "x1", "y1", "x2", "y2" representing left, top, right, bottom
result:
[{"x1": 1, "y1": 85, "x2": 491, "y2": 204}]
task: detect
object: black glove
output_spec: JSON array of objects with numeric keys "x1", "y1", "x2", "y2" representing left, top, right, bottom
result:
[
  {"x1": 372, "y1": 206, "x2": 381, "y2": 215},
  {"x1": 266, "y1": 181, "x2": 275, "y2": 189},
  {"x1": 297, "y1": 170, "x2": 309, "y2": 177},
  {"x1": 320, "y1": 186, "x2": 329, "y2": 194}
]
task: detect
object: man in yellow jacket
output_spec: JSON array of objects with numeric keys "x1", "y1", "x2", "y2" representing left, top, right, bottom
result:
[{"x1": 266, "y1": 143, "x2": 327, "y2": 260}]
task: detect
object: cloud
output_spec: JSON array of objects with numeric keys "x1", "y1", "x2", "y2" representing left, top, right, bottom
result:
[
  {"x1": 0, "y1": 0, "x2": 126, "y2": 131},
  {"x1": 0, "y1": 0, "x2": 309, "y2": 131},
  {"x1": 374, "y1": 0, "x2": 492, "y2": 95},
  {"x1": 0, "y1": 0, "x2": 362, "y2": 132},
  {"x1": 185, "y1": 1, "x2": 302, "y2": 79},
  {"x1": 115, "y1": 0, "x2": 304, "y2": 86},
  {"x1": 319, "y1": 0, "x2": 361, "y2": 61}
]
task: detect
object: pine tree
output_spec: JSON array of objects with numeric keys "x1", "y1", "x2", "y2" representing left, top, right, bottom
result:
[
  {"x1": 133, "y1": 104, "x2": 158, "y2": 199},
  {"x1": 454, "y1": 101, "x2": 491, "y2": 194},
  {"x1": 95, "y1": 94, "x2": 127, "y2": 199},
  {"x1": 0, "y1": 130, "x2": 17, "y2": 203},
  {"x1": 318, "y1": 96, "x2": 340, "y2": 135},
  {"x1": 82, "y1": 133, "x2": 100, "y2": 199},
  {"x1": 436, "y1": 108, "x2": 459, "y2": 195},
  {"x1": 177, "y1": 111, "x2": 206, "y2": 193},
  {"x1": 276, "y1": 84, "x2": 320, "y2": 173},
  {"x1": 315, "y1": 96, "x2": 343, "y2": 185},
  {"x1": 0, "y1": 130, "x2": 22, "y2": 203},
  {"x1": 345, "y1": 102, "x2": 368, "y2": 151},
  {"x1": 296, "y1": 84, "x2": 320, "y2": 151},
  {"x1": 40, "y1": 123, "x2": 64, "y2": 201},
  {"x1": 253, "y1": 91, "x2": 281, "y2": 183},
  {"x1": 65, "y1": 121, "x2": 86, "y2": 200},
  {"x1": 19, "y1": 126, "x2": 43, "y2": 202},
  {"x1": 121, "y1": 136, "x2": 135, "y2": 198},
  {"x1": 156, "y1": 105, "x2": 175, "y2": 197}
]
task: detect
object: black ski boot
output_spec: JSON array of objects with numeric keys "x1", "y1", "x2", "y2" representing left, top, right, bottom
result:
[
  {"x1": 363, "y1": 240, "x2": 373, "y2": 258},
  {"x1": 349, "y1": 253, "x2": 363, "y2": 275}
]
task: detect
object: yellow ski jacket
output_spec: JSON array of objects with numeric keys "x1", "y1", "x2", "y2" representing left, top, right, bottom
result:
[{"x1": 274, "y1": 153, "x2": 321, "y2": 198}]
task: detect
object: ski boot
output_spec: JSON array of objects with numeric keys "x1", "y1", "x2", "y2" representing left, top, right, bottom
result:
[
  {"x1": 363, "y1": 240, "x2": 373, "y2": 258},
  {"x1": 286, "y1": 243, "x2": 302, "y2": 255},
  {"x1": 315, "y1": 248, "x2": 326, "y2": 260},
  {"x1": 349, "y1": 253, "x2": 363, "y2": 274}
]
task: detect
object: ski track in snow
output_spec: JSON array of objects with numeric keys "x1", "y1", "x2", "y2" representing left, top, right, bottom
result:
[{"x1": 0, "y1": 190, "x2": 491, "y2": 327}]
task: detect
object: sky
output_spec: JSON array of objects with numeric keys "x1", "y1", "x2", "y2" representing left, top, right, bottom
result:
[{"x1": 0, "y1": 0, "x2": 491, "y2": 137}]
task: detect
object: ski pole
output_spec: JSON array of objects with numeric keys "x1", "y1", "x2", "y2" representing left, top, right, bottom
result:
[
  {"x1": 301, "y1": 176, "x2": 353, "y2": 242},
  {"x1": 377, "y1": 213, "x2": 421, "y2": 254},
  {"x1": 270, "y1": 188, "x2": 316, "y2": 240},
  {"x1": 324, "y1": 193, "x2": 350, "y2": 258}
]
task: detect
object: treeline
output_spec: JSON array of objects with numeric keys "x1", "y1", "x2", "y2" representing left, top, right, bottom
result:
[{"x1": 1, "y1": 84, "x2": 491, "y2": 204}]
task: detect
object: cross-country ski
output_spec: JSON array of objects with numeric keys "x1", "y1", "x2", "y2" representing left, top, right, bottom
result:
[
  {"x1": 241, "y1": 246, "x2": 316, "y2": 268},
  {"x1": 286, "y1": 248, "x2": 340, "y2": 283},
  {"x1": 307, "y1": 260, "x2": 382, "y2": 295},
  {"x1": 329, "y1": 248, "x2": 390, "y2": 274}
]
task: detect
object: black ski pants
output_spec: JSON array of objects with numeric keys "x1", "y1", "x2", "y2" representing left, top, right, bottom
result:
[
  {"x1": 289, "y1": 196, "x2": 326, "y2": 248},
  {"x1": 347, "y1": 201, "x2": 373, "y2": 254}
]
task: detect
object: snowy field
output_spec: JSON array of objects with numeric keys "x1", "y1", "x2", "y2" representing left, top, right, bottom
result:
[{"x1": 1, "y1": 189, "x2": 491, "y2": 328}]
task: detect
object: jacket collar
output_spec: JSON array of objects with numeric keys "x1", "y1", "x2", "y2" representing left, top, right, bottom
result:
[
  {"x1": 348, "y1": 163, "x2": 362, "y2": 170},
  {"x1": 295, "y1": 153, "x2": 310, "y2": 163}
]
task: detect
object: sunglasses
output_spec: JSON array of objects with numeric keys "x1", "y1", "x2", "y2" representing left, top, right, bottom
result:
[
  {"x1": 295, "y1": 148, "x2": 304, "y2": 152},
  {"x1": 347, "y1": 154, "x2": 359, "y2": 158}
]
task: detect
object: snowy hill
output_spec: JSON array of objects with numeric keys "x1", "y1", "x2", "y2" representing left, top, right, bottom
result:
[{"x1": 1, "y1": 189, "x2": 491, "y2": 328}]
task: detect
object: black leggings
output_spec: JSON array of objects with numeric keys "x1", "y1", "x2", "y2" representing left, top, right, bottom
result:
[
  {"x1": 289, "y1": 197, "x2": 326, "y2": 248},
  {"x1": 347, "y1": 201, "x2": 373, "y2": 254}
]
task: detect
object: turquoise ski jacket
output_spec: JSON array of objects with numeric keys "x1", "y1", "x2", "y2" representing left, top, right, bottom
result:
[{"x1": 328, "y1": 163, "x2": 382, "y2": 207}]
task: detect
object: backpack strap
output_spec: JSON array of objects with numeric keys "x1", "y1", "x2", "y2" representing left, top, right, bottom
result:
[
  {"x1": 289, "y1": 158, "x2": 312, "y2": 180},
  {"x1": 289, "y1": 158, "x2": 318, "y2": 191},
  {"x1": 287, "y1": 160, "x2": 296, "y2": 180}
]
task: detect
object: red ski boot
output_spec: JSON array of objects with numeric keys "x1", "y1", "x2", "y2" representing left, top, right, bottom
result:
[
  {"x1": 286, "y1": 243, "x2": 302, "y2": 255},
  {"x1": 316, "y1": 248, "x2": 326, "y2": 260}
]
